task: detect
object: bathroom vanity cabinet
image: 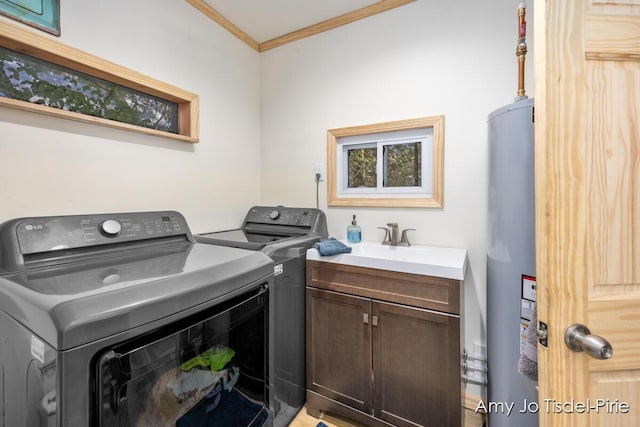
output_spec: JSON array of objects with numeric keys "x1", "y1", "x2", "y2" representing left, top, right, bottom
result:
[{"x1": 305, "y1": 260, "x2": 463, "y2": 427}]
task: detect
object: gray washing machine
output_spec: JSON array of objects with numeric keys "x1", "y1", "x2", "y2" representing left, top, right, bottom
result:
[
  {"x1": 196, "y1": 206, "x2": 328, "y2": 427},
  {"x1": 0, "y1": 211, "x2": 274, "y2": 427}
]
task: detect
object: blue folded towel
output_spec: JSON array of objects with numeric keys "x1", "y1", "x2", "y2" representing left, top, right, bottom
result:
[{"x1": 312, "y1": 238, "x2": 352, "y2": 256}]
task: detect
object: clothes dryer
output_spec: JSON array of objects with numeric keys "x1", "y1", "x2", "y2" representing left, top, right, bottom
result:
[{"x1": 0, "y1": 211, "x2": 273, "y2": 427}]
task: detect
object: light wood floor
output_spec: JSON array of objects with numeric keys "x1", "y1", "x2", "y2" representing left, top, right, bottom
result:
[{"x1": 290, "y1": 405, "x2": 486, "y2": 427}]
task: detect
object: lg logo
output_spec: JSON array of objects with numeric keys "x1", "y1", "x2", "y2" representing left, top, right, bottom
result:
[{"x1": 24, "y1": 224, "x2": 44, "y2": 231}]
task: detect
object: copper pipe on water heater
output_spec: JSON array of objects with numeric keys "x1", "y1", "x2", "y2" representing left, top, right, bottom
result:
[{"x1": 516, "y1": 2, "x2": 527, "y2": 99}]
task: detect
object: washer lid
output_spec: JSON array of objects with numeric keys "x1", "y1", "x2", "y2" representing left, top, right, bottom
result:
[
  {"x1": 196, "y1": 228, "x2": 307, "y2": 251},
  {"x1": 0, "y1": 243, "x2": 273, "y2": 350}
]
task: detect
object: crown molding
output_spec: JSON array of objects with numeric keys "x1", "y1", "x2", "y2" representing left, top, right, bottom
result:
[{"x1": 187, "y1": 0, "x2": 416, "y2": 52}]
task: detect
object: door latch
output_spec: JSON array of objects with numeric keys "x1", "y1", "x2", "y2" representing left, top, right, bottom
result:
[{"x1": 537, "y1": 321, "x2": 548, "y2": 347}]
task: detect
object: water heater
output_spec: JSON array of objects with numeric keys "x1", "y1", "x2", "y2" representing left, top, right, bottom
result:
[{"x1": 487, "y1": 98, "x2": 538, "y2": 427}]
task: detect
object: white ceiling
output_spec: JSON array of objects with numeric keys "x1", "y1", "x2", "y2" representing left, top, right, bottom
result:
[{"x1": 203, "y1": 0, "x2": 382, "y2": 42}]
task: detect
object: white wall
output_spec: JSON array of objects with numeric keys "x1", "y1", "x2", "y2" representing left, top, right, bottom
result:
[
  {"x1": 0, "y1": 0, "x2": 262, "y2": 233},
  {"x1": 260, "y1": 0, "x2": 535, "y2": 396},
  {"x1": 0, "y1": 0, "x2": 535, "y2": 398}
]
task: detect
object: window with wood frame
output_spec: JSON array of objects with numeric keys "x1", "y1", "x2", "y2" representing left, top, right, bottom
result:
[
  {"x1": 0, "y1": 20, "x2": 199, "y2": 143},
  {"x1": 328, "y1": 116, "x2": 444, "y2": 208}
]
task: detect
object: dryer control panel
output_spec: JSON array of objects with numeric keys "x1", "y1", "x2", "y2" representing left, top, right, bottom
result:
[
  {"x1": 243, "y1": 206, "x2": 322, "y2": 229},
  {"x1": 10, "y1": 211, "x2": 192, "y2": 255}
]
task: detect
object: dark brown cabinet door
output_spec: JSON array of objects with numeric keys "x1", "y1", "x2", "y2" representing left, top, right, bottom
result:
[
  {"x1": 306, "y1": 287, "x2": 372, "y2": 413},
  {"x1": 372, "y1": 301, "x2": 461, "y2": 427}
]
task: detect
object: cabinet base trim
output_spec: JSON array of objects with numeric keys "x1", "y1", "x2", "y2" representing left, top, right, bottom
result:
[
  {"x1": 307, "y1": 389, "x2": 474, "y2": 426},
  {"x1": 307, "y1": 390, "x2": 396, "y2": 427}
]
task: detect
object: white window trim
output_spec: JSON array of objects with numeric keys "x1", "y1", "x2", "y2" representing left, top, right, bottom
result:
[
  {"x1": 327, "y1": 116, "x2": 444, "y2": 208},
  {"x1": 338, "y1": 131, "x2": 433, "y2": 197}
]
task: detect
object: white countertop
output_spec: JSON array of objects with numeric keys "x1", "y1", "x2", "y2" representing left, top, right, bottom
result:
[{"x1": 306, "y1": 240, "x2": 468, "y2": 280}]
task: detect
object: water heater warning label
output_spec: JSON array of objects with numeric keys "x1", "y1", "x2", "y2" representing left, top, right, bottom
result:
[
  {"x1": 521, "y1": 274, "x2": 536, "y2": 321},
  {"x1": 522, "y1": 275, "x2": 536, "y2": 302},
  {"x1": 520, "y1": 275, "x2": 537, "y2": 354}
]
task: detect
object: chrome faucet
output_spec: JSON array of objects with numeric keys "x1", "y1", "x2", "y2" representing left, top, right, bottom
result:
[{"x1": 378, "y1": 223, "x2": 415, "y2": 247}]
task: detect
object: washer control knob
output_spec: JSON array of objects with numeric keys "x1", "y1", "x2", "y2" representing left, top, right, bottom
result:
[
  {"x1": 270, "y1": 210, "x2": 280, "y2": 220},
  {"x1": 100, "y1": 219, "x2": 122, "y2": 237}
]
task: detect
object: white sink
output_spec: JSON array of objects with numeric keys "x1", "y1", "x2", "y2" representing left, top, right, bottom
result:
[{"x1": 306, "y1": 240, "x2": 468, "y2": 280}]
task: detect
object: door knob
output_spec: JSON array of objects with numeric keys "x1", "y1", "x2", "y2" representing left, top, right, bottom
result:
[{"x1": 564, "y1": 323, "x2": 613, "y2": 360}]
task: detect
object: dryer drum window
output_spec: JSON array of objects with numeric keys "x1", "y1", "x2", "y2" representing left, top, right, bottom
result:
[{"x1": 93, "y1": 286, "x2": 269, "y2": 426}]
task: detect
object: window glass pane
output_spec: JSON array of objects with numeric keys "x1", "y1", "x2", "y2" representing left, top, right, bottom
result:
[
  {"x1": 0, "y1": 46, "x2": 179, "y2": 133},
  {"x1": 347, "y1": 147, "x2": 377, "y2": 188},
  {"x1": 383, "y1": 142, "x2": 422, "y2": 187}
]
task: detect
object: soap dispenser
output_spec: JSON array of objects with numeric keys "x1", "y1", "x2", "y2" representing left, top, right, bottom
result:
[{"x1": 347, "y1": 214, "x2": 362, "y2": 243}]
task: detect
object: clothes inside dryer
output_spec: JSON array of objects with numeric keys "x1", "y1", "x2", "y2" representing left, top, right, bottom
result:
[{"x1": 97, "y1": 285, "x2": 269, "y2": 427}]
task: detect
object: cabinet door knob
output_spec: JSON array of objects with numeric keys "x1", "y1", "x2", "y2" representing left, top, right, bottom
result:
[
  {"x1": 372, "y1": 316, "x2": 378, "y2": 327},
  {"x1": 363, "y1": 313, "x2": 369, "y2": 324}
]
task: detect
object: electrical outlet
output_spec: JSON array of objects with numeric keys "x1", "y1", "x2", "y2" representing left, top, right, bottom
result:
[{"x1": 314, "y1": 164, "x2": 325, "y2": 182}]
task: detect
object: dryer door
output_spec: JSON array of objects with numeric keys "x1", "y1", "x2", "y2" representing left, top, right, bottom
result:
[{"x1": 95, "y1": 285, "x2": 269, "y2": 427}]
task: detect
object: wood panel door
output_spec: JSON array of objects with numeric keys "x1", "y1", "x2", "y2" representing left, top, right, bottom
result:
[
  {"x1": 535, "y1": 0, "x2": 640, "y2": 425},
  {"x1": 372, "y1": 301, "x2": 460, "y2": 427},
  {"x1": 306, "y1": 287, "x2": 372, "y2": 413}
]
